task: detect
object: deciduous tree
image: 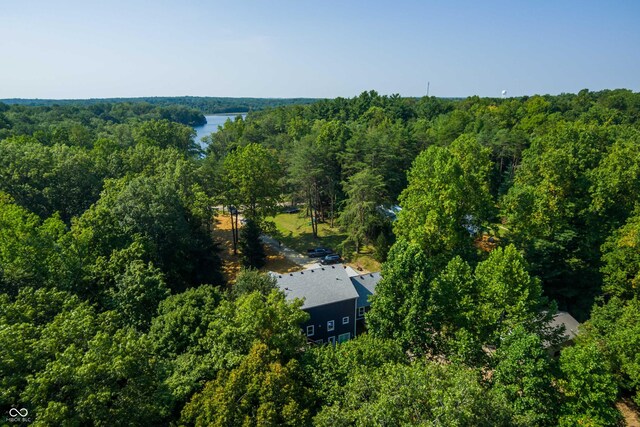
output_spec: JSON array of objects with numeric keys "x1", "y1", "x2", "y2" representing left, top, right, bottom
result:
[
  {"x1": 559, "y1": 342, "x2": 620, "y2": 426},
  {"x1": 314, "y1": 361, "x2": 509, "y2": 426},
  {"x1": 492, "y1": 325, "x2": 560, "y2": 426},
  {"x1": 181, "y1": 343, "x2": 311, "y2": 427},
  {"x1": 601, "y1": 210, "x2": 640, "y2": 298}
]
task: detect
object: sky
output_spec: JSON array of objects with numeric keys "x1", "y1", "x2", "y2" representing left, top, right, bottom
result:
[{"x1": 1, "y1": 0, "x2": 638, "y2": 99}]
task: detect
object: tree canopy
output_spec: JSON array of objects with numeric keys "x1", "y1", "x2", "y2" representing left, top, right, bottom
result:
[{"x1": 3, "y1": 89, "x2": 640, "y2": 424}]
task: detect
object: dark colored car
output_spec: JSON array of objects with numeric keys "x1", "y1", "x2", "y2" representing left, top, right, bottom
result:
[
  {"x1": 320, "y1": 254, "x2": 341, "y2": 265},
  {"x1": 307, "y1": 247, "x2": 333, "y2": 258},
  {"x1": 283, "y1": 207, "x2": 300, "y2": 214}
]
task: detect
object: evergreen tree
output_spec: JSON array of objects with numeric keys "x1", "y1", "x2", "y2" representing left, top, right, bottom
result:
[
  {"x1": 232, "y1": 268, "x2": 277, "y2": 299},
  {"x1": 338, "y1": 168, "x2": 386, "y2": 253},
  {"x1": 239, "y1": 218, "x2": 266, "y2": 269}
]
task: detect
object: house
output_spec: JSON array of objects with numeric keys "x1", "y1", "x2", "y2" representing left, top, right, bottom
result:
[
  {"x1": 273, "y1": 264, "x2": 381, "y2": 344},
  {"x1": 550, "y1": 311, "x2": 580, "y2": 342},
  {"x1": 547, "y1": 311, "x2": 581, "y2": 356},
  {"x1": 350, "y1": 271, "x2": 381, "y2": 334}
]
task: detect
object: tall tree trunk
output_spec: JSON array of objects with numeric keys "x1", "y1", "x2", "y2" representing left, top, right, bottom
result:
[
  {"x1": 510, "y1": 154, "x2": 519, "y2": 179},
  {"x1": 309, "y1": 183, "x2": 318, "y2": 238},
  {"x1": 315, "y1": 186, "x2": 321, "y2": 236},
  {"x1": 230, "y1": 211, "x2": 237, "y2": 255},
  {"x1": 329, "y1": 192, "x2": 335, "y2": 228},
  {"x1": 313, "y1": 207, "x2": 318, "y2": 238},
  {"x1": 316, "y1": 185, "x2": 324, "y2": 224},
  {"x1": 312, "y1": 205, "x2": 318, "y2": 238},
  {"x1": 234, "y1": 211, "x2": 239, "y2": 247}
]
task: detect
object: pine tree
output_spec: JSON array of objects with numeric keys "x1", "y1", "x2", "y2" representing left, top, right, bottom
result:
[{"x1": 239, "y1": 219, "x2": 266, "y2": 269}]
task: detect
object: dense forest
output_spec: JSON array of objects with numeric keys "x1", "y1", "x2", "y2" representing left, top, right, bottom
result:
[
  {"x1": 1, "y1": 89, "x2": 639, "y2": 426},
  {"x1": 0, "y1": 96, "x2": 319, "y2": 115}
]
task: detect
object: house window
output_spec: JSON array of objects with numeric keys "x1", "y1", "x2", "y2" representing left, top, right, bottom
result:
[
  {"x1": 327, "y1": 320, "x2": 335, "y2": 331},
  {"x1": 328, "y1": 336, "x2": 335, "y2": 345},
  {"x1": 342, "y1": 316, "x2": 349, "y2": 325},
  {"x1": 338, "y1": 333, "x2": 350, "y2": 343},
  {"x1": 306, "y1": 325, "x2": 314, "y2": 336},
  {"x1": 357, "y1": 306, "x2": 365, "y2": 317}
]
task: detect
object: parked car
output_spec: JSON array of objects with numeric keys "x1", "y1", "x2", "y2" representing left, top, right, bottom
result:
[
  {"x1": 307, "y1": 247, "x2": 333, "y2": 258},
  {"x1": 320, "y1": 254, "x2": 341, "y2": 265},
  {"x1": 283, "y1": 207, "x2": 300, "y2": 214}
]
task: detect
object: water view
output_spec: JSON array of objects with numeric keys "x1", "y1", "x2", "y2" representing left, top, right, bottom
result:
[{"x1": 194, "y1": 114, "x2": 246, "y2": 147}]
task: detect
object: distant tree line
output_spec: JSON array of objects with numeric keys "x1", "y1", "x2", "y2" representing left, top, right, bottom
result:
[
  {"x1": 1, "y1": 96, "x2": 319, "y2": 114},
  {"x1": 0, "y1": 101, "x2": 207, "y2": 133}
]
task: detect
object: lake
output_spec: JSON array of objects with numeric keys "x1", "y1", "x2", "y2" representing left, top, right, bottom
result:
[{"x1": 193, "y1": 114, "x2": 246, "y2": 148}]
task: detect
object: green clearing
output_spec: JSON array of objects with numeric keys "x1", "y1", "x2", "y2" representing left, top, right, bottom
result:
[
  {"x1": 268, "y1": 213, "x2": 346, "y2": 253},
  {"x1": 268, "y1": 213, "x2": 381, "y2": 271}
]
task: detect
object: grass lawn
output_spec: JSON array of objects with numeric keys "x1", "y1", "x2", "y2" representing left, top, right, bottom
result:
[
  {"x1": 268, "y1": 213, "x2": 345, "y2": 253},
  {"x1": 351, "y1": 249, "x2": 382, "y2": 272},
  {"x1": 268, "y1": 213, "x2": 381, "y2": 272}
]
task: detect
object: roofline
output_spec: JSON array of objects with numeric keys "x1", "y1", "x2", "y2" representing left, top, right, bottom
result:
[
  {"x1": 297, "y1": 296, "x2": 359, "y2": 310},
  {"x1": 274, "y1": 263, "x2": 351, "y2": 277}
]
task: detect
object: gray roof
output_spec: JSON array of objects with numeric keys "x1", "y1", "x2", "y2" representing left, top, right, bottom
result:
[
  {"x1": 344, "y1": 265, "x2": 360, "y2": 277},
  {"x1": 350, "y1": 272, "x2": 381, "y2": 307},
  {"x1": 550, "y1": 311, "x2": 581, "y2": 341},
  {"x1": 274, "y1": 264, "x2": 359, "y2": 309}
]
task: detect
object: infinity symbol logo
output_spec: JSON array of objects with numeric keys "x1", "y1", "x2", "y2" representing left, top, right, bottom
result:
[{"x1": 9, "y1": 408, "x2": 28, "y2": 417}]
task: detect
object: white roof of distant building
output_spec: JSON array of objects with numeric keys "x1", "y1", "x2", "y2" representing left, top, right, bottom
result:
[
  {"x1": 550, "y1": 311, "x2": 580, "y2": 341},
  {"x1": 274, "y1": 264, "x2": 359, "y2": 309}
]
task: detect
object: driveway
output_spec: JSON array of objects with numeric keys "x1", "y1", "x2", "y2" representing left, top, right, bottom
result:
[
  {"x1": 260, "y1": 235, "x2": 319, "y2": 269},
  {"x1": 214, "y1": 207, "x2": 320, "y2": 270}
]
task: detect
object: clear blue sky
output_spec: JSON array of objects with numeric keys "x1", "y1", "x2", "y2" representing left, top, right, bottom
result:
[{"x1": 1, "y1": 0, "x2": 638, "y2": 99}]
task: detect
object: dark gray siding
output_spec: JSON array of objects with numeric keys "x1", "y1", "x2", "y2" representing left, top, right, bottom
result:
[
  {"x1": 356, "y1": 305, "x2": 372, "y2": 336},
  {"x1": 302, "y1": 298, "x2": 356, "y2": 343}
]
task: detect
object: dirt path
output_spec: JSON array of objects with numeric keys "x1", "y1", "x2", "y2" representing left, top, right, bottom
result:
[
  {"x1": 260, "y1": 234, "x2": 319, "y2": 269},
  {"x1": 213, "y1": 212, "x2": 368, "y2": 276},
  {"x1": 618, "y1": 399, "x2": 640, "y2": 427},
  {"x1": 260, "y1": 234, "x2": 373, "y2": 273}
]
